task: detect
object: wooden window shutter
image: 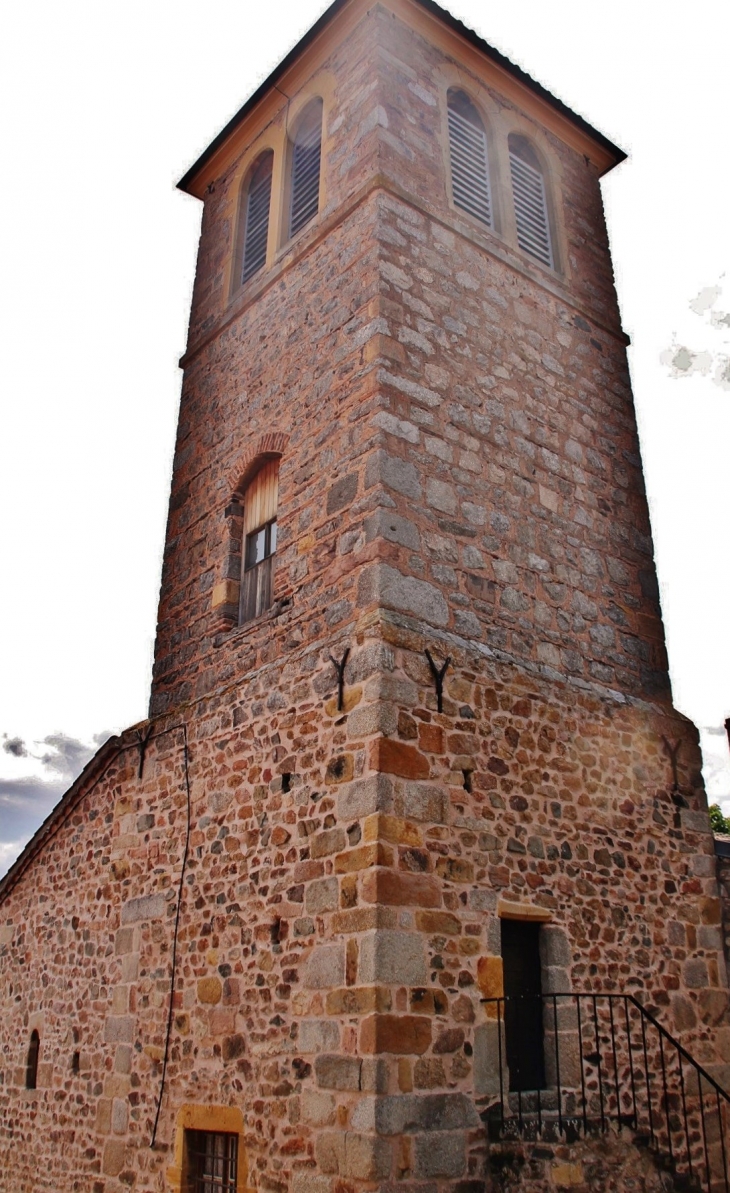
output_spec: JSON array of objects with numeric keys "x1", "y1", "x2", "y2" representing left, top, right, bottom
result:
[
  {"x1": 509, "y1": 135, "x2": 553, "y2": 268},
  {"x1": 240, "y1": 458, "x2": 279, "y2": 624},
  {"x1": 242, "y1": 150, "x2": 273, "y2": 284},
  {"x1": 447, "y1": 89, "x2": 492, "y2": 228},
  {"x1": 289, "y1": 99, "x2": 323, "y2": 238}
]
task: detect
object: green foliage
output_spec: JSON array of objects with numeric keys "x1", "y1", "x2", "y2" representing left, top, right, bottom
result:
[{"x1": 709, "y1": 803, "x2": 730, "y2": 835}]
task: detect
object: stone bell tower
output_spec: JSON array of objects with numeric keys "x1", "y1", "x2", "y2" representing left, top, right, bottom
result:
[{"x1": 1, "y1": 1, "x2": 727, "y2": 1191}]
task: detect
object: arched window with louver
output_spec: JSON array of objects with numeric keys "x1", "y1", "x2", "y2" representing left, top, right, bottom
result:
[
  {"x1": 508, "y1": 135, "x2": 554, "y2": 269},
  {"x1": 447, "y1": 89, "x2": 492, "y2": 228},
  {"x1": 288, "y1": 99, "x2": 323, "y2": 239},
  {"x1": 241, "y1": 150, "x2": 274, "y2": 285}
]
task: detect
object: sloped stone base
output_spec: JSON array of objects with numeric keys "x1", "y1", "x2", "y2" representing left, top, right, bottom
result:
[{"x1": 487, "y1": 1129, "x2": 689, "y2": 1193}]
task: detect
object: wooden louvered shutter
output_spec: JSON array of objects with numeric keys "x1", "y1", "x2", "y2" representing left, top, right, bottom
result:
[
  {"x1": 447, "y1": 89, "x2": 492, "y2": 228},
  {"x1": 509, "y1": 137, "x2": 553, "y2": 268},
  {"x1": 240, "y1": 459, "x2": 279, "y2": 624},
  {"x1": 289, "y1": 100, "x2": 322, "y2": 238},
  {"x1": 242, "y1": 151, "x2": 273, "y2": 284}
]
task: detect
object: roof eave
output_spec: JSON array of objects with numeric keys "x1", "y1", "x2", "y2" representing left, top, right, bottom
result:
[
  {"x1": 177, "y1": 0, "x2": 625, "y2": 197},
  {"x1": 177, "y1": 0, "x2": 350, "y2": 196}
]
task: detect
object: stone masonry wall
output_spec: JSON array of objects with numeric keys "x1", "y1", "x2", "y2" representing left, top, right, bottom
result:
[
  {"x1": 358, "y1": 184, "x2": 669, "y2": 703},
  {"x1": 183, "y1": 7, "x2": 386, "y2": 349},
  {"x1": 150, "y1": 189, "x2": 383, "y2": 714},
  {"x1": 1, "y1": 621, "x2": 727, "y2": 1192},
  {"x1": 154, "y1": 3, "x2": 668, "y2": 716},
  {"x1": 2, "y1": 4, "x2": 728, "y2": 1193},
  {"x1": 718, "y1": 847, "x2": 730, "y2": 969},
  {"x1": 368, "y1": 6, "x2": 623, "y2": 333},
  {"x1": 487, "y1": 1129, "x2": 681, "y2": 1192},
  {"x1": 152, "y1": 4, "x2": 397, "y2": 715}
]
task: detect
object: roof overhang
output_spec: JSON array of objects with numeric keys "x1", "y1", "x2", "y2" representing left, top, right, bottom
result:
[{"x1": 177, "y1": 0, "x2": 626, "y2": 198}]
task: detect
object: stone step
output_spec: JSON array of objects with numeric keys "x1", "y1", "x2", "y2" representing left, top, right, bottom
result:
[
  {"x1": 486, "y1": 1115, "x2": 707, "y2": 1193},
  {"x1": 483, "y1": 1102, "x2": 639, "y2": 1138}
]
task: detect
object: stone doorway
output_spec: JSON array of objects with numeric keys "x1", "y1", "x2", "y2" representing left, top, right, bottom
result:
[{"x1": 501, "y1": 918, "x2": 546, "y2": 1091}]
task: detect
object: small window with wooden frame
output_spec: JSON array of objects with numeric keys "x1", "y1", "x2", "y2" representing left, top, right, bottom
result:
[
  {"x1": 183, "y1": 1129, "x2": 238, "y2": 1193},
  {"x1": 170, "y1": 1105, "x2": 247, "y2": 1193},
  {"x1": 240, "y1": 458, "x2": 279, "y2": 624}
]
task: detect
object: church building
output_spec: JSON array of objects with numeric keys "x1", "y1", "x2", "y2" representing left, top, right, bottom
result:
[{"x1": 1, "y1": 1, "x2": 728, "y2": 1190}]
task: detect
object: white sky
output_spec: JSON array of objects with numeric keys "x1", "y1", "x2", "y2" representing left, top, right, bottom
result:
[{"x1": 1, "y1": 0, "x2": 729, "y2": 874}]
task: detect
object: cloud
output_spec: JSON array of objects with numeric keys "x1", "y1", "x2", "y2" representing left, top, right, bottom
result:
[
  {"x1": 0, "y1": 731, "x2": 111, "y2": 879},
  {"x1": 2, "y1": 735, "x2": 28, "y2": 757},
  {"x1": 0, "y1": 838, "x2": 29, "y2": 874},
  {"x1": 699, "y1": 726, "x2": 730, "y2": 806},
  {"x1": 689, "y1": 285, "x2": 722, "y2": 316},
  {"x1": 39, "y1": 731, "x2": 100, "y2": 779},
  {"x1": 660, "y1": 344, "x2": 713, "y2": 377},
  {"x1": 662, "y1": 278, "x2": 730, "y2": 390},
  {"x1": 0, "y1": 775, "x2": 67, "y2": 841},
  {"x1": 714, "y1": 357, "x2": 730, "y2": 391}
]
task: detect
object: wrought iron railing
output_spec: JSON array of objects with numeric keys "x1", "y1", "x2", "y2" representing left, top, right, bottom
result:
[{"x1": 482, "y1": 993, "x2": 729, "y2": 1193}]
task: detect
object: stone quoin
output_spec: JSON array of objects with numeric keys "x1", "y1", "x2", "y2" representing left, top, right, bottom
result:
[{"x1": 1, "y1": 1, "x2": 728, "y2": 1190}]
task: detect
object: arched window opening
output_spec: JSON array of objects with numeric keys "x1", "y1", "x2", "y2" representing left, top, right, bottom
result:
[
  {"x1": 26, "y1": 1029, "x2": 40, "y2": 1090},
  {"x1": 241, "y1": 150, "x2": 274, "y2": 285},
  {"x1": 509, "y1": 134, "x2": 553, "y2": 268},
  {"x1": 289, "y1": 99, "x2": 323, "y2": 239},
  {"x1": 447, "y1": 88, "x2": 492, "y2": 228},
  {"x1": 240, "y1": 458, "x2": 279, "y2": 624}
]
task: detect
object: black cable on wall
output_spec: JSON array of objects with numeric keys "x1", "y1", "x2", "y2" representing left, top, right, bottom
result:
[{"x1": 150, "y1": 723, "x2": 193, "y2": 1149}]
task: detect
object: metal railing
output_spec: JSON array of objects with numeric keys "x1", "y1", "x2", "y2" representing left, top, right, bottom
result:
[{"x1": 482, "y1": 993, "x2": 729, "y2": 1193}]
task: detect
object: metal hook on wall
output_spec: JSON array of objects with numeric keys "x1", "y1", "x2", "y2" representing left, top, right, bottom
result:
[
  {"x1": 424, "y1": 649, "x2": 451, "y2": 714},
  {"x1": 329, "y1": 647, "x2": 350, "y2": 713},
  {"x1": 136, "y1": 724, "x2": 154, "y2": 780},
  {"x1": 661, "y1": 736, "x2": 689, "y2": 808}
]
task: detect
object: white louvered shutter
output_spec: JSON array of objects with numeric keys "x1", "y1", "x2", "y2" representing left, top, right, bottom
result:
[
  {"x1": 447, "y1": 92, "x2": 492, "y2": 228},
  {"x1": 509, "y1": 148, "x2": 553, "y2": 268},
  {"x1": 242, "y1": 152, "x2": 273, "y2": 284},
  {"x1": 289, "y1": 102, "x2": 322, "y2": 238}
]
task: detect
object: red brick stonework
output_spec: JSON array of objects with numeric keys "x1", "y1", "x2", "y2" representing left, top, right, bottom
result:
[
  {"x1": 1, "y1": 2, "x2": 728, "y2": 1191},
  {"x1": 718, "y1": 844, "x2": 730, "y2": 969}
]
